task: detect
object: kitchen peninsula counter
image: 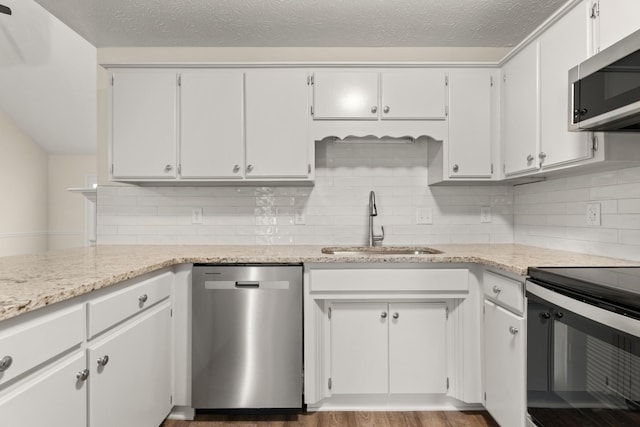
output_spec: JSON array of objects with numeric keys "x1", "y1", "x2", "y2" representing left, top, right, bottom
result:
[{"x1": 0, "y1": 244, "x2": 636, "y2": 322}]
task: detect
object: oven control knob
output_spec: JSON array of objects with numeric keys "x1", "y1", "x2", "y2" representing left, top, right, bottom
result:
[
  {"x1": 555, "y1": 312, "x2": 564, "y2": 319},
  {"x1": 540, "y1": 312, "x2": 551, "y2": 319}
]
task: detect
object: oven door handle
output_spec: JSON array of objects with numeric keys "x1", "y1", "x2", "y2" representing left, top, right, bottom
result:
[{"x1": 526, "y1": 280, "x2": 640, "y2": 338}]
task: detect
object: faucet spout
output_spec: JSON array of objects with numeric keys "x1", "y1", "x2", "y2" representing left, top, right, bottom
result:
[
  {"x1": 369, "y1": 191, "x2": 377, "y2": 216},
  {"x1": 368, "y1": 191, "x2": 384, "y2": 247}
]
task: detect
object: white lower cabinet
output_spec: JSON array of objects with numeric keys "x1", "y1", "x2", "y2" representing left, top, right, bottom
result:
[
  {"x1": 0, "y1": 352, "x2": 87, "y2": 427},
  {"x1": 484, "y1": 300, "x2": 526, "y2": 427},
  {"x1": 329, "y1": 301, "x2": 447, "y2": 395},
  {"x1": 88, "y1": 302, "x2": 172, "y2": 427}
]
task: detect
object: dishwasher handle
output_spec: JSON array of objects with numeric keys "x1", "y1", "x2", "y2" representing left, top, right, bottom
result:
[
  {"x1": 204, "y1": 280, "x2": 290, "y2": 290},
  {"x1": 235, "y1": 281, "x2": 260, "y2": 288}
]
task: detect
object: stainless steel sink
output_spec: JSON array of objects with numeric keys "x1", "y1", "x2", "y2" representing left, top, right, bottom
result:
[{"x1": 321, "y1": 246, "x2": 444, "y2": 255}]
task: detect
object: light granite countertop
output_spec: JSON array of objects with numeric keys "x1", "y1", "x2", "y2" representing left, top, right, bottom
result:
[{"x1": 0, "y1": 244, "x2": 637, "y2": 322}]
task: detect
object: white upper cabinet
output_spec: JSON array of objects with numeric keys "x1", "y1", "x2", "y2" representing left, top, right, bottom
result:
[
  {"x1": 594, "y1": 0, "x2": 640, "y2": 52},
  {"x1": 312, "y1": 70, "x2": 446, "y2": 121},
  {"x1": 313, "y1": 71, "x2": 379, "y2": 120},
  {"x1": 111, "y1": 71, "x2": 177, "y2": 179},
  {"x1": 502, "y1": 42, "x2": 540, "y2": 177},
  {"x1": 447, "y1": 69, "x2": 496, "y2": 179},
  {"x1": 110, "y1": 68, "x2": 312, "y2": 182},
  {"x1": 245, "y1": 70, "x2": 311, "y2": 179},
  {"x1": 539, "y1": 1, "x2": 594, "y2": 170},
  {"x1": 380, "y1": 70, "x2": 447, "y2": 120},
  {"x1": 179, "y1": 71, "x2": 244, "y2": 179}
]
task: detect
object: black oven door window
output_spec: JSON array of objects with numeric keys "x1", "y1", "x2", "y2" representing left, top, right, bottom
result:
[{"x1": 528, "y1": 293, "x2": 640, "y2": 426}]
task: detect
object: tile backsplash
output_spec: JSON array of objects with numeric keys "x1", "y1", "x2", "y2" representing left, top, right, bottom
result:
[
  {"x1": 514, "y1": 165, "x2": 640, "y2": 262},
  {"x1": 97, "y1": 142, "x2": 514, "y2": 245}
]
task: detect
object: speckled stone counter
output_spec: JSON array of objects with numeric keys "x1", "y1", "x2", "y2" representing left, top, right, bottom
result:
[{"x1": 0, "y1": 244, "x2": 637, "y2": 322}]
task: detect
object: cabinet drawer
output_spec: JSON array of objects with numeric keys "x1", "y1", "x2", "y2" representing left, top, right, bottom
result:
[
  {"x1": 310, "y1": 269, "x2": 468, "y2": 293},
  {"x1": 483, "y1": 270, "x2": 524, "y2": 314},
  {"x1": 0, "y1": 305, "x2": 84, "y2": 386},
  {"x1": 88, "y1": 271, "x2": 172, "y2": 339}
]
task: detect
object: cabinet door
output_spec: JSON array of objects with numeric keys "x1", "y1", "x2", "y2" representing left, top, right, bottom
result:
[
  {"x1": 389, "y1": 302, "x2": 447, "y2": 394},
  {"x1": 502, "y1": 42, "x2": 540, "y2": 177},
  {"x1": 179, "y1": 71, "x2": 244, "y2": 179},
  {"x1": 539, "y1": 2, "x2": 593, "y2": 170},
  {"x1": 313, "y1": 71, "x2": 379, "y2": 120},
  {"x1": 597, "y1": 0, "x2": 640, "y2": 52},
  {"x1": 89, "y1": 303, "x2": 171, "y2": 427},
  {"x1": 330, "y1": 302, "x2": 388, "y2": 394},
  {"x1": 245, "y1": 70, "x2": 310, "y2": 178},
  {"x1": 0, "y1": 353, "x2": 86, "y2": 427},
  {"x1": 111, "y1": 71, "x2": 177, "y2": 179},
  {"x1": 448, "y1": 69, "x2": 494, "y2": 178},
  {"x1": 484, "y1": 300, "x2": 526, "y2": 427},
  {"x1": 381, "y1": 70, "x2": 447, "y2": 120}
]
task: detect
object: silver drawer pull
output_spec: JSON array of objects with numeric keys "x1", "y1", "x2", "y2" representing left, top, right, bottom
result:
[
  {"x1": 138, "y1": 294, "x2": 148, "y2": 304},
  {"x1": 76, "y1": 369, "x2": 89, "y2": 381},
  {"x1": 0, "y1": 355, "x2": 13, "y2": 372},
  {"x1": 97, "y1": 355, "x2": 110, "y2": 367},
  {"x1": 492, "y1": 286, "x2": 501, "y2": 294},
  {"x1": 380, "y1": 312, "x2": 387, "y2": 319},
  {"x1": 509, "y1": 326, "x2": 519, "y2": 335},
  {"x1": 392, "y1": 312, "x2": 399, "y2": 319}
]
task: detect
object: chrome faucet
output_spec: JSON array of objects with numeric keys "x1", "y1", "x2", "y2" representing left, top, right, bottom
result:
[{"x1": 368, "y1": 191, "x2": 384, "y2": 246}]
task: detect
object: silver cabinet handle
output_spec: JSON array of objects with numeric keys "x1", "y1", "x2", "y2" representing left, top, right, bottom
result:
[
  {"x1": 232, "y1": 165, "x2": 240, "y2": 173},
  {"x1": 539, "y1": 152, "x2": 547, "y2": 159},
  {"x1": 383, "y1": 106, "x2": 390, "y2": 114},
  {"x1": 76, "y1": 369, "x2": 90, "y2": 381},
  {"x1": 380, "y1": 312, "x2": 387, "y2": 319},
  {"x1": 509, "y1": 326, "x2": 519, "y2": 335},
  {"x1": 246, "y1": 164, "x2": 254, "y2": 173},
  {"x1": 138, "y1": 294, "x2": 148, "y2": 304},
  {"x1": 0, "y1": 355, "x2": 12, "y2": 372},
  {"x1": 392, "y1": 312, "x2": 399, "y2": 319},
  {"x1": 492, "y1": 286, "x2": 501, "y2": 294},
  {"x1": 526, "y1": 155, "x2": 534, "y2": 162},
  {"x1": 371, "y1": 106, "x2": 378, "y2": 114},
  {"x1": 97, "y1": 355, "x2": 109, "y2": 367},
  {"x1": 452, "y1": 164, "x2": 459, "y2": 173},
  {"x1": 164, "y1": 164, "x2": 173, "y2": 173}
]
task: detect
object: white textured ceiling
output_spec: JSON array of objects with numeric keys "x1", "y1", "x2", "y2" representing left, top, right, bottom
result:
[{"x1": 32, "y1": 0, "x2": 569, "y2": 48}]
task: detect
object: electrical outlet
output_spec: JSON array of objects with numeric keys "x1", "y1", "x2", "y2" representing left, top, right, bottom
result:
[
  {"x1": 191, "y1": 208, "x2": 203, "y2": 224},
  {"x1": 480, "y1": 206, "x2": 492, "y2": 223},
  {"x1": 294, "y1": 209, "x2": 306, "y2": 225},
  {"x1": 416, "y1": 207, "x2": 433, "y2": 225},
  {"x1": 586, "y1": 203, "x2": 601, "y2": 226}
]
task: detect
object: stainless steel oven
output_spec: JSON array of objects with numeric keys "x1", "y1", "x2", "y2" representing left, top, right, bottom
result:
[{"x1": 526, "y1": 267, "x2": 640, "y2": 427}]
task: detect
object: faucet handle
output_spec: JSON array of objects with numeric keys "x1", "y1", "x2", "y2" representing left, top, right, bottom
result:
[{"x1": 373, "y1": 225, "x2": 385, "y2": 244}]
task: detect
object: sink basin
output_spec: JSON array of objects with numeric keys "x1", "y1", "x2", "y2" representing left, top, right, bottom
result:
[{"x1": 321, "y1": 246, "x2": 444, "y2": 255}]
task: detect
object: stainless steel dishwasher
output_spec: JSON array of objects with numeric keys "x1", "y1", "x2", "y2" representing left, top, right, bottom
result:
[{"x1": 191, "y1": 264, "x2": 303, "y2": 410}]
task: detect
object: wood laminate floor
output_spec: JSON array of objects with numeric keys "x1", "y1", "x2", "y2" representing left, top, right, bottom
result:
[{"x1": 161, "y1": 411, "x2": 499, "y2": 427}]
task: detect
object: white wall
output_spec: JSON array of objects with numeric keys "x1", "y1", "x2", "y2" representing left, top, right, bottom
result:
[
  {"x1": 0, "y1": 112, "x2": 49, "y2": 256},
  {"x1": 97, "y1": 142, "x2": 514, "y2": 245},
  {"x1": 514, "y1": 165, "x2": 640, "y2": 262},
  {"x1": 48, "y1": 155, "x2": 97, "y2": 250}
]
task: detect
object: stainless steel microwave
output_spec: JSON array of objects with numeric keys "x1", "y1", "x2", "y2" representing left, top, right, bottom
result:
[{"x1": 569, "y1": 28, "x2": 640, "y2": 131}]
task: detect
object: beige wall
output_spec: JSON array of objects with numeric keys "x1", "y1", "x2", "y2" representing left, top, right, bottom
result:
[
  {"x1": 48, "y1": 155, "x2": 97, "y2": 250},
  {"x1": 0, "y1": 111, "x2": 49, "y2": 256}
]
